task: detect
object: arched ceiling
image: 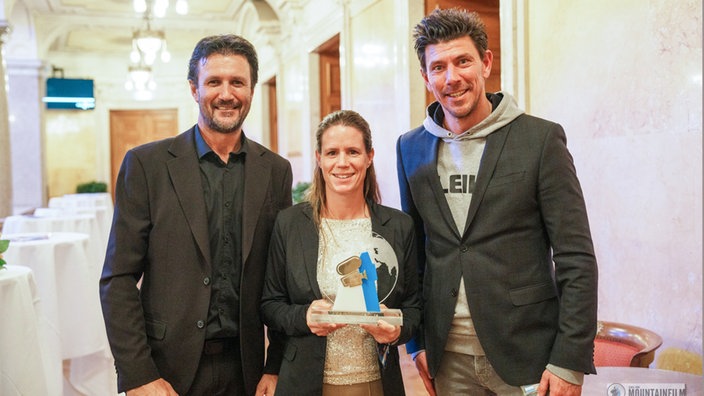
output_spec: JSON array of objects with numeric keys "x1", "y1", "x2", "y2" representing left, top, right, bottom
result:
[{"x1": 5, "y1": 0, "x2": 286, "y2": 62}]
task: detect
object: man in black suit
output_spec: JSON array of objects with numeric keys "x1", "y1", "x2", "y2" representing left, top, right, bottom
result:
[
  {"x1": 397, "y1": 8, "x2": 598, "y2": 396},
  {"x1": 100, "y1": 34, "x2": 292, "y2": 396}
]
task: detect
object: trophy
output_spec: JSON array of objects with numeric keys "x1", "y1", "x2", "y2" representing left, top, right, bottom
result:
[{"x1": 311, "y1": 239, "x2": 403, "y2": 326}]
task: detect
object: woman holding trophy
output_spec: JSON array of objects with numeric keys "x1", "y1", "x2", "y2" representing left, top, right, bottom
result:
[{"x1": 261, "y1": 110, "x2": 421, "y2": 396}]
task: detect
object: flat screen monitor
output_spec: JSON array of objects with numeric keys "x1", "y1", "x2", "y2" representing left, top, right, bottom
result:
[{"x1": 43, "y1": 78, "x2": 95, "y2": 110}]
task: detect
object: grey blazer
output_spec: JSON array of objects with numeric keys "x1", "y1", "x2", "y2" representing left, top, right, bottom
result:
[
  {"x1": 261, "y1": 202, "x2": 421, "y2": 396},
  {"x1": 397, "y1": 113, "x2": 598, "y2": 386},
  {"x1": 100, "y1": 127, "x2": 292, "y2": 395}
]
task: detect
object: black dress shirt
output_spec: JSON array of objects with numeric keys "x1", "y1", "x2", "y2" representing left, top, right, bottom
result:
[{"x1": 194, "y1": 127, "x2": 246, "y2": 339}]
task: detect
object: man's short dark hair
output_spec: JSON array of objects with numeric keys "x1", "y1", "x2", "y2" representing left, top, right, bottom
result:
[
  {"x1": 413, "y1": 7, "x2": 488, "y2": 71},
  {"x1": 187, "y1": 34, "x2": 259, "y2": 87}
]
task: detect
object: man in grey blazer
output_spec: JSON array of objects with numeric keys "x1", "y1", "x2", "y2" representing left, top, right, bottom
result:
[
  {"x1": 397, "y1": 9, "x2": 598, "y2": 396},
  {"x1": 100, "y1": 35, "x2": 291, "y2": 396}
]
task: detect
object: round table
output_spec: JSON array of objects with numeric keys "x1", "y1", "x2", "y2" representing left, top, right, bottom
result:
[
  {"x1": 50, "y1": 192, "x2": 113, "y2": 209},
  {"x1": 49, "y1": 193, "x2": 113, "y2": 235},
  {"x1": 49, "y1": 193, "x2": 114, "y2": 226},
  {"x1": 34, "y1": 206, "x2": 111, "y2": 266},
  {"x1": 2, "y1": 233, "x2": 118, "y2": 395},
  {"x1": 2, "y1": 212, "x2": 105, "y2": 277},
  {"x1": 0, "y1": 265, "x2": 54, "y2": 395}
]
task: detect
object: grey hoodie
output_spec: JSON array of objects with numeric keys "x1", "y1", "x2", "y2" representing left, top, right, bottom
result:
[{"x1": 423, "y1": 92, "x2": 524, "y2": 355}]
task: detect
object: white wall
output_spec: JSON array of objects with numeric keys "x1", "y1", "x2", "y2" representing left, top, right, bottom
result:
[
  {"x1": 525, "y1": 0, "x2": 702, "y2": 355},
  {"x1": 347, "y1": 0, "x2": 425, "y2": 209}
]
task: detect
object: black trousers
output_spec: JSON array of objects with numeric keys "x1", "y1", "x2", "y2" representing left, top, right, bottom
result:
[{"x1": 187, "y1": 338, "x2": 246, "y2": 396}]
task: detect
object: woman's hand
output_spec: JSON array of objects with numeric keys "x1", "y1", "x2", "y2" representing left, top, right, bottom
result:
[
  {"x1": 306, "y1": 299, "x2": 346, "y2": 336},
  {"x1": 360, "y1": 305, "x2": 401, "y2": 344},
  {"x1": 360, "y1": 319, "x2": 401, "y2": 344}
]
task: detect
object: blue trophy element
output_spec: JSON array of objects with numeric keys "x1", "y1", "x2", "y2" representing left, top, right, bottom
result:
[{"x1": 359, "y1": 251, "x2": 380, "y2": 312}]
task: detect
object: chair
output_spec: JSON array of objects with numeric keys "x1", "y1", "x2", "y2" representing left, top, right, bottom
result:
[
  {"x1": 656, "y1": 347, "x2": 703, "y2": 375},
  {"x1": 594, "y1": 320, "x2": 663, "y2": 367}
]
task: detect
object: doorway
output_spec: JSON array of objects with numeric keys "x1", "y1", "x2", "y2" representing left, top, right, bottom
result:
[
  {"x1": 265, "y1": 77, "x2": 278, "y2": 153},
  {"x1": 109, "y1": 109, "x2": 178, "y2": 195},
  {"x1": 317, "y1": 35, "x2": 341, "y2": 119}
]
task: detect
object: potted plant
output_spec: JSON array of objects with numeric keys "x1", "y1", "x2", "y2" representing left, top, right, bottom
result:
[
  {"x1": 0, "y1": 237, "x2": 9, "y2": 270},
  {"x1": 292, "y1": 181, "x2": 311, "y2": 204},
  {"x1": 76, "y1": 181, "x2": 108, "y2": 193}
]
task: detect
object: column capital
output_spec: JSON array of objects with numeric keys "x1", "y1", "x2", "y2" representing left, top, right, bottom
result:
[{"x1": 0, "y1": 20, "x2": 11, "y2": 44}]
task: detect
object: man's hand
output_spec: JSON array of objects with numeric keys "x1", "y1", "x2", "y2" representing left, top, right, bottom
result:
[
  {"x1": 255, "y1": 374, "x2": 278, "y2": 396},
  {"x1": 126, "y1": 378, "x2": 179, "y2": 396},
  {"x1": 538, "y1": 369, "x2": 581, "y2": 396},
  {"x1": 413, "y1": 351, "x2": 436, "y2": 396}
]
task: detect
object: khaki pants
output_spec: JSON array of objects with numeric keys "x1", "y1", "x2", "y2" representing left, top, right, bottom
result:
[{"x1": 434, "y1": 351, "x2": 523, "y2": 396}]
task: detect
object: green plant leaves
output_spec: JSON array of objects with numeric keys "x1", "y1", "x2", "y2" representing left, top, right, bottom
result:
[
  {"x1": 0, "y1": 239, "x2": 9, "y2": 269},
  {"x1": 0, "y1": 239, "x2": 9, "y2": 253}
]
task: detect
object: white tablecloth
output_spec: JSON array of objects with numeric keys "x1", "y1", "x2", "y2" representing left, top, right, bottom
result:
[
  {"x1": 49, "y1": 193, "x2": 113, "y2": 209},
  {"x1": 2, "y1": 213, "x2": 105, "y2": 278},
  {"x1": 48, "y1": 193, "x2": 114, "y2": 264},
  {"x1": 3, "y1": 233, "x2": 118, "y2": 396},
  {"x1": 34, "y1": 207, "x2": 111, "y2": 265},
  {"x1": 0, "y1": 265, "x2": 53, "y2": 395},
  {"x1": 49, "y1": 193, "x2": 113, "y2": 224}
]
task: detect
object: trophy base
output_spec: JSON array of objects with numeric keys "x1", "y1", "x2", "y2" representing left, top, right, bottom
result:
[{"x1": 311, "y1": 308, "x2": 403, "y2": 326}]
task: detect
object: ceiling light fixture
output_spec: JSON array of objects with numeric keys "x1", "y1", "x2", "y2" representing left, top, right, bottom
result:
[
  {"x1": 126, "y1": 0, "x2": 187, "y2": 100},
  {"x1": 133, "y1": 0, "x2": 147, "y2": 14},
  {"x1": 131, "y1": 16, "x2": 169, "y2": 66},
  {"x1": 175, "y1": 0, "x2": 188, "y2": 15},
  {"x1": 133, "y1": 0, "x2": 188, "y2": 17},
  {"x1": 125, "y1": 63, "x2": 157, "y2": 101}
]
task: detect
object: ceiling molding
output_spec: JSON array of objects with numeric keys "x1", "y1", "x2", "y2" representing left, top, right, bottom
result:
[{"x1": 7, "y1": 0, "x2": 270, "y2": 60}]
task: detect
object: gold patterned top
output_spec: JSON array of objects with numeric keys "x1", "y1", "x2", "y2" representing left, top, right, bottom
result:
[{"x1": 317, "y1": 218, "x2": 380, "y2": 385}]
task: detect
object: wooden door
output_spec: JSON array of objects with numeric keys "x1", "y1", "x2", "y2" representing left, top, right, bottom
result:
[
  {"x1": 266, "y1": 77, "x2": 278, "y2": 153},
  {"x1": 109, "y1": 109, "x2": 178, "y2": 195},
  {"x1": 424, "y1": 0, "x2": 501, "y2": 106},
  {"x1": 318, "y1": 35, "x2": 341, "y2": 118}
]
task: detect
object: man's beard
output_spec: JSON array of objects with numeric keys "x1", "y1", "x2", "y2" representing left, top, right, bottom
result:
[
  {"x1": 207, "y1": 115, "x2": 244, "y2": 134},
  {"x1": 202, "y1": 101, "x2": 248, "y2": 134}
]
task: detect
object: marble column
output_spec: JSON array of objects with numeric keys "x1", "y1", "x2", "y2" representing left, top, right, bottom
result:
[
  {"x1": 0, "y1": 20, "x2": 11, "y2": 218},
  {"x1": 7, "y1": 57, "x2": 46, "y2": 214}
]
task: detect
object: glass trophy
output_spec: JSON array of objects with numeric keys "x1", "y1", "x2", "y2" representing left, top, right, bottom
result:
[{"x1": 311, "y1": 237, "x2": 403, "y2": 326}]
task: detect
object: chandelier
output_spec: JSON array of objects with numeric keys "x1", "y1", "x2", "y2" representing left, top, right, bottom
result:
[
  {"x1": 130, "y1": 16, "x2": 170, "y2": 65},
  {"x1": 133, "y1": 0, "x2": 188, "y2": 17},
  {"x1": 125, "y1": 0, "x2": 188, "y2": 99},
  {"x1": 125, "y1": 63, "x2": 157, "y2": 101},
  {"x1": 129, "y1": 0, "x2": 188, "y2": 65}
]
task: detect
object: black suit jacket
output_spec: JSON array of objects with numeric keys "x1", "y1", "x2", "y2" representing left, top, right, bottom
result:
[
  {"x1": 397, "y1": 113, "x2": 598, "y2": 385},
  {"x1": 261, "y1": 202, "x2": 421, "y2": 395},
  {"x1": 100, "y1": 127, "x2": 292, "y2": 394}
]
